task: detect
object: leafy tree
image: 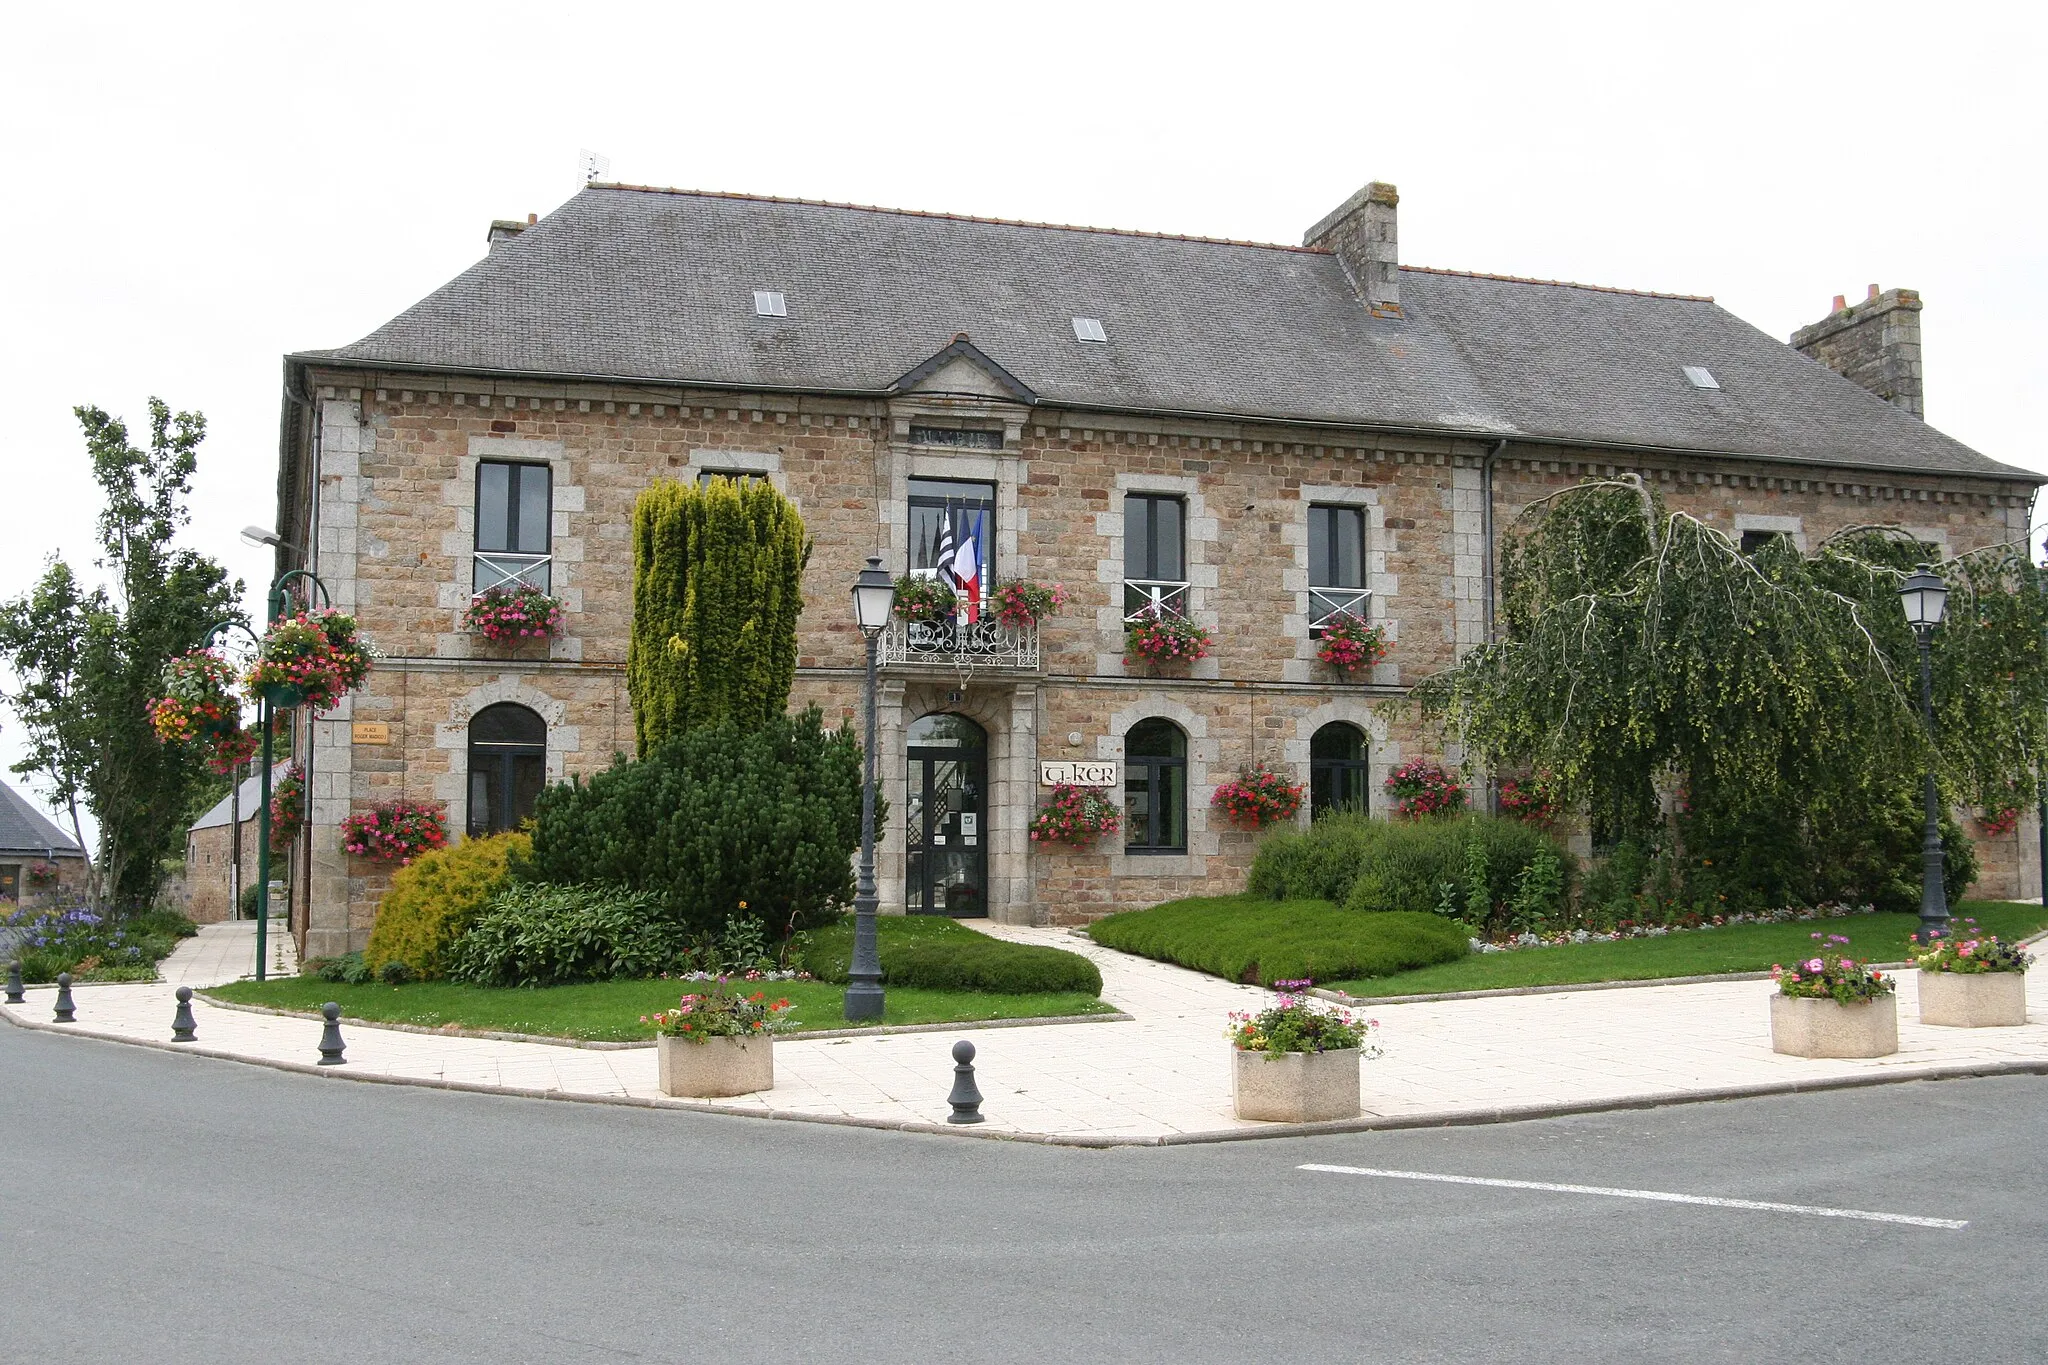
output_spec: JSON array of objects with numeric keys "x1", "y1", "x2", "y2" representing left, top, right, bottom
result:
[
  {"x1": 628, "y1": 476, "x2": 808, "y2": 750},
  {"x1": 1411, "y1": 477, "x2": 2048, "y2": 892},
  {"x1": 0, "y1": 400, "x2": 243, "y2": 911},
  {"x1": 524, "y1": 707, "x2": 870, "y2": 938}
]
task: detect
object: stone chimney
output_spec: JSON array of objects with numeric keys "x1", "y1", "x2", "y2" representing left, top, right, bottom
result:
[
  {"x1": 485, "y1": 212, "x2": 539, "y2": 252},
  {"x1": 1305, "y1": 181, "x2": 1401, "y2": 317},
  {"x1": 1790, "y1": 285, "x2": 1924, "y2": 418}
]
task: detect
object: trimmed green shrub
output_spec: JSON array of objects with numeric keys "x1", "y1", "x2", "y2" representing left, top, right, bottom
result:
[
  {"x1": 526, "y1": 708, "x2": 868, "y2": 938},
  {"x1": 629, "y1": 476, "x2": 807, "y2": 750},
  {"x1": 364, "y1": 831, "x2": 529, "y2": 980},
  {"x1": 446, "y1": 884, "x2": 694, "y2": 988},
  {"x1": 307, "y1": 950, "x2": 373, "y2": 985},
  {"x1": 800, "y1": 916, "x2": 1102, "y2": 996},
  {"x1": 1088, "y1": 895, "x2": 1468, "y2": 986},
  {"x1": 1250, "y1": 812, "x2": 1574, "y2": 928}
]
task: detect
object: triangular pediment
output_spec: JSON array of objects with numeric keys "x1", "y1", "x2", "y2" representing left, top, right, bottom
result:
[{"x1": 889, "y1": 334, "x2": 1036, "y2": 403}]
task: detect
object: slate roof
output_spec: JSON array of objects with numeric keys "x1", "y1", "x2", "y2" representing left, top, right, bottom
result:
[
  {"x1": 312, "y1": 185, "x2": 2033, "y2": 481},
  {"x1": 190, "y1": 773, "x2": 269, "y2": 833},
  {"x1": 0, "y1": 780, "x2": 83, "y2": 857}
]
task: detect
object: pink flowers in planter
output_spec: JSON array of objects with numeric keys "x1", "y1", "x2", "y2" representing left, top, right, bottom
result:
[
  {"x1": 1497, "y1": 773, "x2": 1561, "y2": 826},
  {"x1": 1384, "y1": 759, "x2": 1466, "y2": 819},
  {"x1": 1029, "y1": 783, "x2": 1122, "y2": 846},
  {"x1": 991, "y1": 580, "x2": 1067, "y2": 629},
  {"x1": 1315, "y1": 611, "x2": 1387, "y2": 675},
  {"x1": 1211, "y1": 767, "x2": 1305, "y2": 830},
  {"x1": 244, "y1": 610, "x2": 372, "y2": 711},
  {"x1": 339, "y1": 800, "x2": 449, "y2": 865},
  {"x1": 464, "y1": 583, "x2": 565, "y2": 641},
  {"x1": 1125, "y1": 605, "x2": 1211, "y2": 666}
]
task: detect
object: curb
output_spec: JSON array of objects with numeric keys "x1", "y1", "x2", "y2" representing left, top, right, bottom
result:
[
  {"x1": 193, "y1": 995, "x2": 1132, "y2": 1048},
  {"x1": 7, "y1": 996, "x2": 2046, "y2": 1149}
]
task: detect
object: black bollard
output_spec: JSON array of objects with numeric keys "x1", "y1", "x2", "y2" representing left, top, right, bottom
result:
[
  {"x1": 171, "y1": 986, "x2": 197, "y2": 1042},
  {"x1": 946, "y1": 1039, "x2": 984, "y2": 1125},
  {"x1": 317, "y1": 1001, "x2": 346, "y2": 1065},
  {"x1": 5, "y1": 959, "x2": 22, "y2": 1004},
  {"x1": 52, "y1": 972, "x2": 76, "y2": 1023}
]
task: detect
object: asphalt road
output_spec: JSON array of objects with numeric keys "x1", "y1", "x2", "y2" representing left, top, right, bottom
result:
[{"x1": 3, "y1": 1021, "x2": 2043, "y2": 1364}]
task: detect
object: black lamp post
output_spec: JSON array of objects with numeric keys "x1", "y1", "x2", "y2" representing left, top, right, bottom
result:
[
  {"x1": 845, "y1": 555, "x2": 896, "y2": 1021},
  {"x1": 1899, "y1": 562, "x2": 1951, "y2": 940}
]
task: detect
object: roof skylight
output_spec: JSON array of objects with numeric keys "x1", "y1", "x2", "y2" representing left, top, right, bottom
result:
[
  {"x1": 1072, "y1": 316, "x2": 1108, "y2": 343},
  {"x1": 754, "y1": 290, "x2": 788, "y2": 318},
  {"x1": 1683, "y1": 365, "x2": 1720, "y2": 390}
]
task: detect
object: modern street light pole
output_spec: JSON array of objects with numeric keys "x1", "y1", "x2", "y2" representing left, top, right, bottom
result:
[
  {"x1": 845, "y1": 555, "x2": 897, "y2": 1022},
  {"x1": 1899, "y1": 563, "x2": 1951, "y2": 940}
]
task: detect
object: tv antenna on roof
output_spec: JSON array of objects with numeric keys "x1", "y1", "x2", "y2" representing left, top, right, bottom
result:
[{"x1": 578, "y1": 149, "x2": 611, "y2": 185}]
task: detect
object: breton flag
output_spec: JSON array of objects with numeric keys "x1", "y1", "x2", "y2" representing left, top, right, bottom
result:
[
  {"x1": 952, "y1": 511, "x2": 983, "y2": 623},
  {"x1": 933, "y1": 512, "x2": 957, "y2": 592}
]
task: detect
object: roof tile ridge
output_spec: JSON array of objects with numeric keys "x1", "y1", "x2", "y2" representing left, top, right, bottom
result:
[
  {"x1": 587, "y1": 182, "x2": 1332, "y2": 255},
  {"x1": 1401, "y1": 262, "x2": 1713, "y2": 303}
]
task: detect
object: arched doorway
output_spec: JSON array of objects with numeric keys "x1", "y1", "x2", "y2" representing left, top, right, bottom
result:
[
  {"x1": 1309, "y1": 721, "x2": 1369, "y2": 819},
  {"x1": 906, "y1": 713, "x2": 987, "y2": 917},
  {"x1": 468, "y1": 703, "x2": 547, "y2": 836}
]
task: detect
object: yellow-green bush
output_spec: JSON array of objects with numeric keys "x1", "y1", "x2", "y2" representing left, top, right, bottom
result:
[{"x1": 363, "y1": 831, "x2": 529, "y2": 979}]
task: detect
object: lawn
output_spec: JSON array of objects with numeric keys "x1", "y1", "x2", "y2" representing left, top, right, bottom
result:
[
  {"x1": 1324, "y1": 901, "x2": 2048, "y2": 998},
  {"x1": 204, "y1": 976, "x2": 1114, "y2": 1043},
  {"x1": 1087, "y1": 895, "x2": 1469, "y2": 987}
]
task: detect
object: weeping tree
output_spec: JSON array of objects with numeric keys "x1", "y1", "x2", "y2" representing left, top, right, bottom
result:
[
  {"x1": 628, "y1": 476, "x2": 809, "y2": 750},
  {"x1": 1410, "y1": 476, "x2": 2048, "y2": 909}
]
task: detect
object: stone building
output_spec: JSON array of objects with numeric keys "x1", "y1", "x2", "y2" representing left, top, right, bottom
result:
[
  {"x1": 273, "y1": 179, "x2": 2043, "y2": 958},
  {"x1": 184, "y1": 772, "x2": 268, "y2": 924},
  {"x1": 0, "y1": 779, "x2": 88, "y2": 908}
]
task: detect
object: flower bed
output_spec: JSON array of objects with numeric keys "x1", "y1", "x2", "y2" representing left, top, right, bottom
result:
[
  {"x1": 1029, "y1": 782, "x2": 1122, "y2": 846},
  {"x1": 149, "y1": 650, "x2": 243, "y2": 743},
  {"x1": 1315, "y1": 611, "x2": 1388, "y2": 675},
  {"x1": 1125, "y1": 606, "x2": 1211, "y2": 666},
  {"x1": 892, "y1": 575, "x2": 958, "y2": 623},
  {"x1": 1772, "y1": 931, "x2": 1894, "y2": 1004},
  {"x1": 339, "y1": 799, "x2": 449, "y2": 865},
  {"x1": 269, "y1": 763, "x2": 305, "y2": 851},
  {"x1": 1211, "y1": 767, "x2": 1305, "y2": 830},
  {"x1": 1384, "y1": 759, "x2": 1465, "y2": 819},
  {"x1": 464, "y1": 583, "x2": 564, "y2": 641},
  {"x1": 245, "y1": 610, "x2": 372, "y2": 711},
  {"x1": 1470, "y1": 900, "x2": 1877, "y2": 954},
  {"x1": 991, "y1": 579, "x2": 1067, "y2": 629}
]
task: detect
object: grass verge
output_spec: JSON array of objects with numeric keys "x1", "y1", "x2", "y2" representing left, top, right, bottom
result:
[
  {"x1": 1324, "y1": 901, "x2": 2048, "y2": 998},
  {"x1": 203, "y1": 976, "x2": 1113, "y2": 1043},
  {"x1": 1087, "y1": 895, "x2": 1469, "y2": 986}
]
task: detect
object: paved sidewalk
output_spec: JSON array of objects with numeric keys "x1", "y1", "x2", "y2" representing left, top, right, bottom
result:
[
  {"x1": 6, "y1": 925, "x2": 2046, "y2": 1145},
  {"x1": 158, "y1": 919, "x2": 299, "y2": 987}
]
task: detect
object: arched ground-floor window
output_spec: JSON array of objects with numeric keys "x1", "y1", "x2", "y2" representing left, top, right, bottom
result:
[
  {"x1": 468, "y1": 703, "x2": 546, "y2": 836},
  {"x1": 1310, "y1": 721, "x2": 1370, "y2": 819},
  {"x1": 1125, "y1": 718, "x2": 1188, "y2": 853}
]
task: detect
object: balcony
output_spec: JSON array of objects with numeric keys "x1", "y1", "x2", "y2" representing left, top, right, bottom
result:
[{"x1": 882, "y1": 615, "x2": 1040, "y2": 671}]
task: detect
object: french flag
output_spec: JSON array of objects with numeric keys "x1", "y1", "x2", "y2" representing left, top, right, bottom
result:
[{"x1": 951, "y1": 511, "x2": 983, "y2": 623}]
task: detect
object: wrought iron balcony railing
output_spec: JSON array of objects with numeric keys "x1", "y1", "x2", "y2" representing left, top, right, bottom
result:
[
  {"x1": 474, "y1": 551, "x2": 552, "y2": 595},
  {"x1": 882, "y1": 615, "x2": 1040, "y2": 670},
  {"x1": 1123, "y1": 579, "x2": 1191, "y2": 622},
  {"x1": 1308, "y1": 586, "x2": 1372, "y2": 632}
]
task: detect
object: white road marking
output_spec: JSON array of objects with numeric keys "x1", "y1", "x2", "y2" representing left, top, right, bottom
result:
[{"x1": 1297, "y1": 1163, "x2": 1968, "y2": 1229}]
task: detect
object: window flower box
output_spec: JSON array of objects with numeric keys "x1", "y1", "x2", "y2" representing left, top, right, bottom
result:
[
  {"x1": 1912, "y1": 921, "x2": 2032, "y2": 1027},
  {"x1": 990, "y1": 580, "x2": 1067, "y2": 629},
  {"x1": 339, "y1": 800, "x2": 448, "y2": 866},
  {"x1": 464, "y1": 583, "x2": 565, "y2": 642},
  {"x1": 1769, "y1": 932, "x2": 1898, "y2": 1057},
  {"x1": 1029, "y1": 783, "x2": 1122, "y2": 847},
  {"x1": 1315, "y1": 611, "x2": 1387, "y2": 676},
  {"x1": 1125, "y1": 605, "x2": 1211, "y2": 667},
  {"x1": 892, "y1": 575, "x2": 958, "y2": 624},
  {"x1": 24, "y1": 860, "x2": 59, "y2": 889}
]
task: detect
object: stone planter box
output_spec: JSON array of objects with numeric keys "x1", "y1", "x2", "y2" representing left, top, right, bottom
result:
[
  {"x1": 1919, "y1": 970, "x2": 2028, "y2": 1028},
  {"x1": 656, "y1": 1034, "x2": 774, "y2": 1098},
  {"x1": 1232, "y1": 1046, "x2": 1361, "y2": 1122},
  {"x1": 1769, "y1": 993, "x2": 1898, "y2": 1059}
]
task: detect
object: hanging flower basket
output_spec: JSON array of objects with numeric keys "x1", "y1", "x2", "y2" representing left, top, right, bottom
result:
[
  {"x1": 1497, "y1": 773, "x2": 1561, "y2": 826},
  {"x1": 205, "y1": 725, "x2": 261, "y2": 776},
  {"x1": 1125, "y1": 606, "x2": 1211, "y2": 666},
  {"x1": 1211, "y1": 767, "x2": 1306, "y2": 830},
  {"x1": 991, "y1": 580, "x2": 1067, "y2": 629},
  {"x1": 1029, "y1": 783, "x2": 1122, "y2": 847},
  {"x1": 1315, "y1": 611, "x2": 1388, "y2": 675},
  {"x1": 148, "y1": 650, "x2": 244, "y2": 743},
  {"x1": 244, "y1": 610, "x2": 372, "y2": 712},
  {"x1": 892, "y1": 575, "x2": 958, "y2": 624},
  {"x1": 1385, "y1": 760, "x2": 1466, "y2": 819},
  {"x1": 269, "y1": 763, "x2": 305, "y2": 853},
  {"x1": 340, "y1": 800, "x2": 449, "y2": 865},
  {"x1": 24, "y1": 860, "x2": 60, "y2": 889},
  {"x1": 464, "y1": 583, "x2": 565, "y2": 641}
]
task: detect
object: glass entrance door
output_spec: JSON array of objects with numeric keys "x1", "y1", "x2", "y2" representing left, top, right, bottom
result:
[{"x1": 905, "y1": 713, "x2": 988, "y2": 918}]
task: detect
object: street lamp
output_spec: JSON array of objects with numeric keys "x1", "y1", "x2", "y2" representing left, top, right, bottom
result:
[
  {"x1": 844, "y1": 555, "x2": 896, "y2": 1021},
  {"x1": 1900, "y1": 562, "x2": 1951, "y2": 940}
]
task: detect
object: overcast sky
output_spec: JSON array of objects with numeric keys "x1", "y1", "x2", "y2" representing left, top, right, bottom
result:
[{"x1": 3, "y1": 0, "x2": 2043, "y2": 836}]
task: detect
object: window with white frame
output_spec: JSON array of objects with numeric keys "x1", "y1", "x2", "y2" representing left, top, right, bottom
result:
[{"x1": 475, "y1": 461, "x2": 551, "y2": 593}]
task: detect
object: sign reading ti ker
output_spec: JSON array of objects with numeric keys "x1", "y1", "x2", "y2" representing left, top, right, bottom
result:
[{"x1": 1040, "y1": 760, "x2": 1117, "y2": 788}]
